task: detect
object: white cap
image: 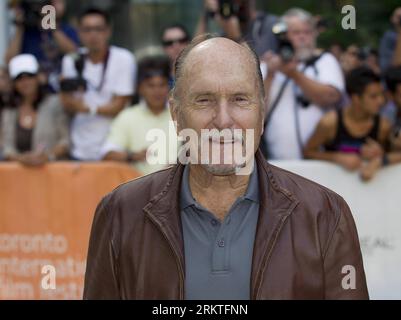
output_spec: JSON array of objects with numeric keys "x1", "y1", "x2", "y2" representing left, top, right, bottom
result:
[{"x1": 9, "y1": 54, "x2": 39, "y2": 80}]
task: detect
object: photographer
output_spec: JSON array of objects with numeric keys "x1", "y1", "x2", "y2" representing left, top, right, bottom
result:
[
  {"x1": 194, "y1": 0, "x2": 277, "y2": 56},
  {"x1": 5, "y1": 0, "x2": 79, "y2": 92},
  {"x1": 379, "y1": 7, "x2": 401, "y2": 71},
  {"x1": 59, "y1": 8, "x2": 136, "y2": 161},
  {"x1": 261, "y1": 8, "x2": 344, "y2": 159}
]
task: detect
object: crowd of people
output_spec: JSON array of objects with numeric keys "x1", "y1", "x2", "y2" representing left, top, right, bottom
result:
[{"x1": 0, "y1": 0, "x2": 400, "y2": 181}]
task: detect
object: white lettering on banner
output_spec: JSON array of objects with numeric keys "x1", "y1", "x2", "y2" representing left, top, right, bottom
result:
[
  {"x1": 0, "y1": 233, "x2": 68, "y2": 254},
  {"x1": 271, "y1": 160, "x2": 401, "y2": 300},
  {"x1": 0, "y1": 233, "x2": 85, "y2": 299}
]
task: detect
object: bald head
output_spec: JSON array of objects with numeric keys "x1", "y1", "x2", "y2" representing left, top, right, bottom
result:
[{"x1": 172, "y1": 36, "x2": 264, "y2": 104}]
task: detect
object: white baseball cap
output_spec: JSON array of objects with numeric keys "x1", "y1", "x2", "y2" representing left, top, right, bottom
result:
[{"x1": 9, "y1": 54, "x2": 39, "y2": 80}]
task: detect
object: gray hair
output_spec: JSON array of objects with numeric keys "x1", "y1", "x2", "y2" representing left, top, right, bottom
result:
[{"x1": 282, "y1": 7, "x2": 314, "y2": 27}]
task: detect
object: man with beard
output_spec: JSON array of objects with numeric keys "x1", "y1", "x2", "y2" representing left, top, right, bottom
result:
[
  {"x1": 262, "y1": 8, "x2": 344, "y2": 160},
  {"x1": 83, "y1": 36, "x2": 368, "y2": 300}
]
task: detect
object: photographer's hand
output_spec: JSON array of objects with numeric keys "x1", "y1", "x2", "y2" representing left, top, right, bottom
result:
[
  {"x1": 278, "y1": 58, "x2": 299, "y2": 78},
  {"x1": 60, "y1": 93, "x2": 90, "y2": 114},
  {"x1": 205, "y1": 0, "x2": 219, "y2": 14},
  {"x1": 5, "y1": 8, "x2": 25, "y2": 63},
  {"x1": 52, "y1": 29, "x2": 78, "y2": 54},
  {"x1": 261, "y1": 51, "x2": 282, "y2": 75},
  {"x1": 96, "y1": 96, "x2": 131, "y2": 118},
  {"x1": 288, "y1": 67, "x2": 341, "y2": 108},
  {"x1": 194, "y1": 0, "x2": 241, "y2": 42},
  {"x1": 392, "y1": 26, "x2": 401, "y2": 66}
]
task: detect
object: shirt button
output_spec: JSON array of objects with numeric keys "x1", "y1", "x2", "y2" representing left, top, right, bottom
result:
[
  {"x1": 211, "y1": 219, "x2": 218, "y2": 226},
  {"x1": 218, "y1": 239, "x2": 225, "y2": 247}
]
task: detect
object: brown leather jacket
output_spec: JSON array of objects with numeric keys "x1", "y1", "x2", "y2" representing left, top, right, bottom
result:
[{"x1": 83, "y1": 150, "x2": 369, "y2": 299}]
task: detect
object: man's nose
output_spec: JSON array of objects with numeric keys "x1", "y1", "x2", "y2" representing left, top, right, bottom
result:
[{"x1": 213, "y1": 99, "x2": 234, "y2": 130}]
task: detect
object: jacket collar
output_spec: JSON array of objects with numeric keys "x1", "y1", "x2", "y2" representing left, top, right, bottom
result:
[{"x1": 144, "y1": 149, "x2": 299, "y2": 299}]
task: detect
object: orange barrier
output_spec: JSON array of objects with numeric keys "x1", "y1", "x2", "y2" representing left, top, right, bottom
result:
[{"x1": 0, "y1": 162, "x2": 141, "y2": 300}]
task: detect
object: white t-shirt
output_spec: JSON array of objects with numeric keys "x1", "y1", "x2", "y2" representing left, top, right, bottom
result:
[
  {"x1": 263, "y1": 52, "x2": 344, "y2": 160},
  {"x1": 61, "y1": 46, "x2": 136, "y2": 160}
]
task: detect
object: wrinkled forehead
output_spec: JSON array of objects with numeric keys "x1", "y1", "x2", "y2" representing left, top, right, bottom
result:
[{"x1": 178, "y1": 44, "x2": 259, "y2": 97}]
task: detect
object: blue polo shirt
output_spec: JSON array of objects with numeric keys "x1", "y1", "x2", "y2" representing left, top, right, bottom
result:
[{"x1": 180, "y1": 164, "x2": 260, "y2": 300}]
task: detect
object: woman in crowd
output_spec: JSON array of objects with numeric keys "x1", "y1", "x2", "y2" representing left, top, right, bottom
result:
[{"x1": 1, "y1": 54, "x2": 70, "y2": 166}]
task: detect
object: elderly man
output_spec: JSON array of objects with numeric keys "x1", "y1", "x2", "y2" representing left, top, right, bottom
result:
[
  {"x1": 83, "y1": 36, "x2": 368, "y2": 300},
  {"x1": 262, "y1": 8, "x2": 344, "y2": 160}
]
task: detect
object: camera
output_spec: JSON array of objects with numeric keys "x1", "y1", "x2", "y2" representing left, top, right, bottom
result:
[
  {"x1": 207, "y1": 0, "x2": 240, "y2": 20},
  {"x1": 272, "y1": 21, "x2": 295, "y2": 63},
  {"x1": 357, "y1": 46, "x2": 376, "y2": 61},
  {"x1": 219, "y1": 0, "x2": 239, "y2": 19},
  {"x1": 59, "y1": 53, "x2": 87, "y2": 93},
  {"x1": 59, "y1": 78, "x2": 87, "y2": 93},
  {"x1": 15, "y1": 0, "x2": 50, "y2": 29}
]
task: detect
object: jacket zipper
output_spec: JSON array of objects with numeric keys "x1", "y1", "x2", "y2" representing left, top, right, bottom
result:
[{"x1": 147, "y1": 214, "x2": 185, "y2": 299}]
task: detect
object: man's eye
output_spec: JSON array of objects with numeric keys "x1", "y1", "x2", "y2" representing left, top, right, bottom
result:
[
  {"x1": 196, "y1": 97, "x2": 212, "y2": 104},
  {"x1": 234, "y1": 96, "x2": 249, "y2": 104}
]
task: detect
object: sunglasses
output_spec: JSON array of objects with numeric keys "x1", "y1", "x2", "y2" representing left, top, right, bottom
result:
[
  {"x1": 80, "y1": 26, "x2": 108, "y2": 33},
  {"x1": 162, "y1": 37, "x2": 189, "y2": 47}
]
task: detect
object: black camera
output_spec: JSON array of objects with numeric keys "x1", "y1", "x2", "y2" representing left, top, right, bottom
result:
[
  {"x1": 207, "y1": 0, "x2": 240, "y2": 20},
  {"x1": 357, "y1": 46, "x2": 376, "y2": 61},
  {"x1": 59, "y1": 78, "x2": 87, "y2": 93},
  {"x1": 219, "y1": 0, "x2": 239, "y2": 19},
  {"x1": 15, "y1": 0, "x2": 50, "y2": 29},
  {"x1": 59, "y1": 53, "x2": 87, "y2": 93},
  {"x1": 272, "y1": 21, "x2": 295, "y2": 63}
]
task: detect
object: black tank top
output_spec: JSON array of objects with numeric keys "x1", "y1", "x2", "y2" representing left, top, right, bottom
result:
[{"x1": 325, "y1": 109, "x2": 380, "y2": 154}]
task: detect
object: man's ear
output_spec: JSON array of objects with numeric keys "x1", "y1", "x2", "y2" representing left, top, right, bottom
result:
[
  {"x1": 169, "y1": 96, "x2": 180, "y2": 133},
  {"x1": 260, "y1": 104, "x2": 265, "y2": 136},
  {"x1": 169, "y1": 96, "x2": 177, "y2": 120}
]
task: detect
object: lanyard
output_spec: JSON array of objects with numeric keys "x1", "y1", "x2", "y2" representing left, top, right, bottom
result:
[{"x1": 84, "y1": 48, "x2": 110, "y2": 92}]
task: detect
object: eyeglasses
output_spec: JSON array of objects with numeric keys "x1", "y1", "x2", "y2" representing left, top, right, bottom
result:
[
  {"x1": 80, "y1": 26, "x2": 108, "y2": 33},
  {"x1": 162, "y1": 37, "x2": 189, "y2": 47}
]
